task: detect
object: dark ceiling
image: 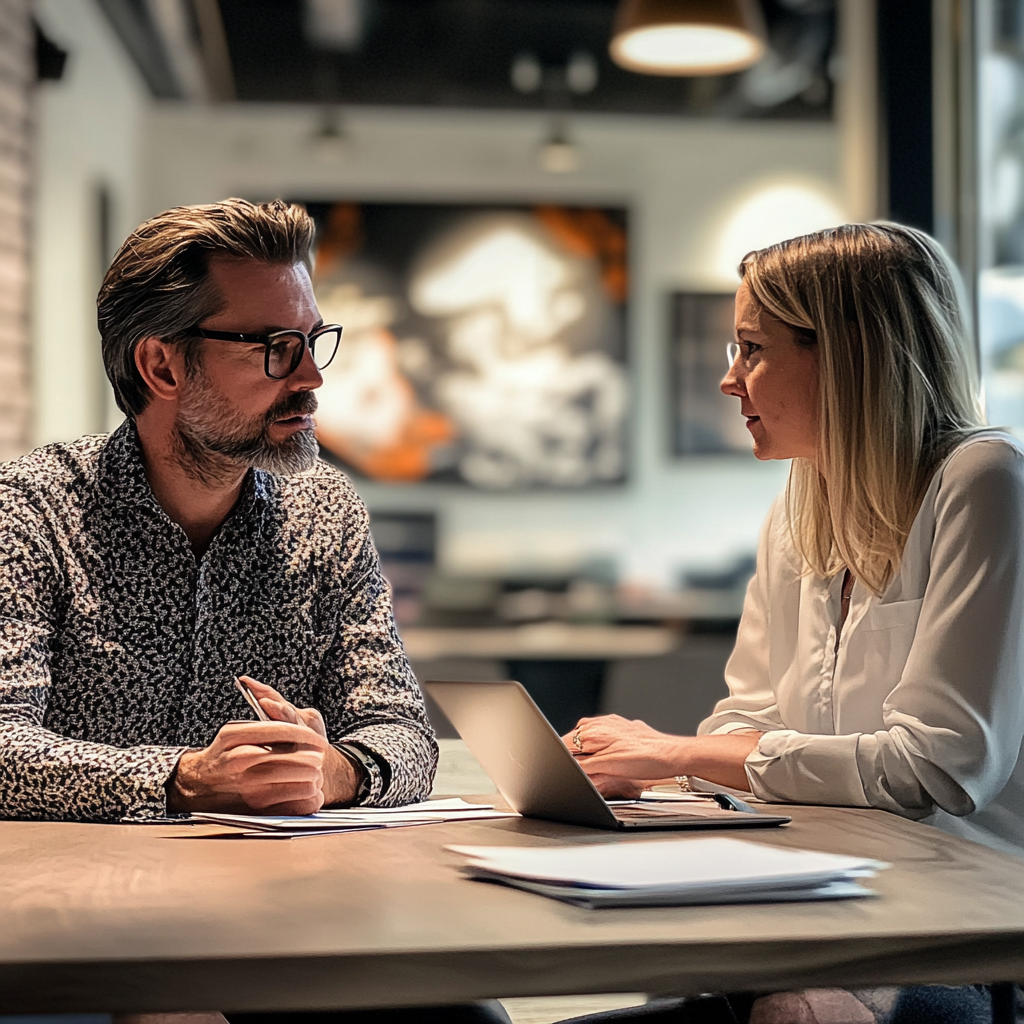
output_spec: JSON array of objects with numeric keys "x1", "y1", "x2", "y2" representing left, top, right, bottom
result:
[{"x1": 97, "y1": 0, "x2": 836, "y2": 120}]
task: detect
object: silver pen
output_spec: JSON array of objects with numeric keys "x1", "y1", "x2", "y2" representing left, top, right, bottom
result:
[{"x1": 234, "y1": 675, "x2": 270, "y2": 722}]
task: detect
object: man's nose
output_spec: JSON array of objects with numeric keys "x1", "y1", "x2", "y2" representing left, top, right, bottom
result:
[{"x1": 289, "y1": 341, "x2": 324, "y2": 390}]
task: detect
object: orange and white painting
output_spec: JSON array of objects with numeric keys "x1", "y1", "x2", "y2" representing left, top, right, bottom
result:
[{"x1": 303, "y1": 201, "x2": 629, "y2": 489}]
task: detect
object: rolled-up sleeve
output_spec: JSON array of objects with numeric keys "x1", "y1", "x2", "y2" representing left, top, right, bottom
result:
[{"x1": 738, "y1": 441, "x2": 1024, "y2": 819}]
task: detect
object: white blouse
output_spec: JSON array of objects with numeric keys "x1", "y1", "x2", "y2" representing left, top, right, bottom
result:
[{"x1": 698, "y1": 432, "x2": 1024, "y2": 857}]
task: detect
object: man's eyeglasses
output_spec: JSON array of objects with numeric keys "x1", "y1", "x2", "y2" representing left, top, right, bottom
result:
[{"x1": 192, "y1": 324, "x2": 344, "y2": 380}]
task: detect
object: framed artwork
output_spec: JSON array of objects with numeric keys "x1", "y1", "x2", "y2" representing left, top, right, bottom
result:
[
  {"x1": 300, "y1": 201, "x2": 629, "y2": 489},
  {"x1": 670, "y1": 292, "x2": 751, "y2": 456}
]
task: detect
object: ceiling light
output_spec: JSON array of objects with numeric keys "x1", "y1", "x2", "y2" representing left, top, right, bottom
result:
[
  {"x1": 610, "y1": 0, "x2": 766, "y2": 76},
  {"x1": 566, "y1": 51, "x2": 599, "y2": 94},
  {"x1": 511, "y1": 52, "x2": 543, "y2": 94}
]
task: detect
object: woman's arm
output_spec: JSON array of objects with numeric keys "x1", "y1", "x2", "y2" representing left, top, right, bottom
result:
[
  {"x1": 563, "y1": 502, "x2": 781, "y2": 798},
  {"x1": 563, "y1": 715, "x2": 762, "y2": 794},
  {"x1": 568, "y1": 439, "x2": 1024, "y2": 817}
]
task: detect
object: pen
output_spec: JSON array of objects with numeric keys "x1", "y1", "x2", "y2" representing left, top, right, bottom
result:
[{"x1": 234, "y1": 675, "x2": 271, "y2": 722}]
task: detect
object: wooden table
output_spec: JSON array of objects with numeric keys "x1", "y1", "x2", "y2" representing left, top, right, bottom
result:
[{"x1": 3, "y1": 804, "x2": 1024, "y2": 1014}]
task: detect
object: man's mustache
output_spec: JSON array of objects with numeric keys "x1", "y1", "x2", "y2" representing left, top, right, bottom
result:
[{"x1": 264, "y1": 391, "x2": 318, "y2": 426}]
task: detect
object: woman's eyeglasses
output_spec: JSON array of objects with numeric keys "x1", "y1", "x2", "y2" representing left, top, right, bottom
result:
[{"x1": 192, "y1": 324, "x2": 344, "y2": 379}]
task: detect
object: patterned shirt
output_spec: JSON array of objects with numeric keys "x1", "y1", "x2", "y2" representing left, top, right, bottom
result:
[{"x1": 0, "y1": 420, "x2": 437, "y2": 822}]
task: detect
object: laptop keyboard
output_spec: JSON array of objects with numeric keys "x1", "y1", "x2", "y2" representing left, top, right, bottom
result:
[{"x1": 612, "y1": 803, "x2": 740, "y2": 821}]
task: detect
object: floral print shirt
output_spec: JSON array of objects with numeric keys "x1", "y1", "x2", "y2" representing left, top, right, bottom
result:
[{"x1": 0, "y1": 420, "x2": 436, "y2": 822}]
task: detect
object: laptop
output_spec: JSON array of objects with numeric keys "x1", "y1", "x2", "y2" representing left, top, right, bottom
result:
[{"x1": 425, "y1": 679, "x2": 791, "y2": 831}]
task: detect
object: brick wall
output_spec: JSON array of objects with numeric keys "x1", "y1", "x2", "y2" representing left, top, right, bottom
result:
[{"x1": 0, "y1": 0, "x2": 31, "y2": 462}]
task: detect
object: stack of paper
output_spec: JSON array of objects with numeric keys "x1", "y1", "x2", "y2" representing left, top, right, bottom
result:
[
  {"x1": 191, "y1": 798, "x2": 517, "y2": 838},
  {"x1": 448, "y1": 837, "x2": 889, "y2": 908}
]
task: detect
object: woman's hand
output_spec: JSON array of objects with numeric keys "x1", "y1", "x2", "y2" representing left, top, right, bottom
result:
[
  {"x1": 562, "y1": 714, "x2": 683, "y2": 782},
  {"x1": 562, "y1": 714, "x2": 763, "y2": 795}
]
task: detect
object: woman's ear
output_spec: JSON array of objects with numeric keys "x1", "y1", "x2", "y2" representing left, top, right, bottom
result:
[{"x1": 134, "y1": 337, "x2": 185, "y2": 402}]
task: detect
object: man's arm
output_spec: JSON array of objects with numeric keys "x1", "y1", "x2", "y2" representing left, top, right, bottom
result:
[
  {"x1": 314, "y1": 501, "x2": 438, "y2": 807},
  {"x1": 0, "y1": 485, "x2": 192, "y2": 821}
]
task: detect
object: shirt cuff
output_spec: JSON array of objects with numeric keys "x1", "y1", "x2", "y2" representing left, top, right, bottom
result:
[
  {"x1": 124, "y1": 745, "x2": 193, "y2": 820},
  {"x1": 708, "y1": 721, "x2": 770, "y2": 735},
  {"x1": 333, "y1": 741, "x2": 385, "y2": 806},
  {"x1": 744, "y1": 730, "x2": 870, "y2": 807}
]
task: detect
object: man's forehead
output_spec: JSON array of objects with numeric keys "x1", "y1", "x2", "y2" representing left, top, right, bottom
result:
[
  {"x1": 205, "y1": 257, "x2": 318, "y2": 327},
  {"x1": 207, "y1": 256, "x2": 312, "y2": 287}
]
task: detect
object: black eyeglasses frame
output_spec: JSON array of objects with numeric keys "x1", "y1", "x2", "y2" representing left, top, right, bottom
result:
[{"x1": 190, "y1": 324, "x2": 344, "y2": 379}]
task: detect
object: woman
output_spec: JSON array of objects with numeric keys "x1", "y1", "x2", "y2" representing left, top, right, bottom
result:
[{"x1": 562, "y1": 223, "x2": 1024, "y2": 1024}]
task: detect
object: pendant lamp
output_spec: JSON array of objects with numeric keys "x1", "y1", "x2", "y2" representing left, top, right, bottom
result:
[{"x1": 610, "y1": 0, "x2": 766, "y2": 76}]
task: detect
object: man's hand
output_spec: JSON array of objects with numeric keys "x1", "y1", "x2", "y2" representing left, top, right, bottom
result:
[{"x1": 166, "y1": 677, "x2": 360, "y2": 814}]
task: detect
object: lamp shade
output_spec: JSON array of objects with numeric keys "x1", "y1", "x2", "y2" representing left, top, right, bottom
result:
[{"x1": 610, "y1": 0, "x2": 766, "y2": 76}]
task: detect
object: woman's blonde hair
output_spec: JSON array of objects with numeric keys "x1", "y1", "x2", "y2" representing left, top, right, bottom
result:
[{"x1": 740, "y1": 222, "x2": 986, "y2": 595}]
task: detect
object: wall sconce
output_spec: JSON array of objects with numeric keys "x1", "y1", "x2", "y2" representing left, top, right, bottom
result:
[
  {"x1": 610, "y1": 0, "x2": 766, "y2": 76},
  {"x1": 539, "y1": 123, "x2": 580, "y2": 174},
  {"x1": 310, "y1": 108, "x2": 349, "y2": 160}
]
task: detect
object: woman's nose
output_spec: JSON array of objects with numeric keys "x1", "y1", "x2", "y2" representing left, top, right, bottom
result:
[{"x1": 721, "y1": 362, "x2": 745, "y2": 397}]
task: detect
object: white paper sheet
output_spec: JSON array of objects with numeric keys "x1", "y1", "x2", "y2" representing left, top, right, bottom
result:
[
  {"x1": 191, "y1": 798, "x2": 517, "y2": 836},
  {"x1": 448, "y1": 837, "x2": 888, "y2": 890}
]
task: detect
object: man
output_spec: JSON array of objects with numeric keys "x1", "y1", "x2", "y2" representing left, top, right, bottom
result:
[
  {"x1": 0, "y1": 198, "x2": 437, "y2": 820},
  {"x1": 0, "y1": 198, "x2": 512, "y2": 1024}
]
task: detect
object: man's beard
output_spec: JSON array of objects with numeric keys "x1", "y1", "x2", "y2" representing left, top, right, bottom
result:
[{"x1": 173, "y1": 365, "x2": 320, "y2": 485}]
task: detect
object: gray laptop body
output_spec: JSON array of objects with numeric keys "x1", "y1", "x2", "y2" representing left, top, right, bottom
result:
[{"x1": 425, "y1": 679, "x2": 791, "y2": 831}]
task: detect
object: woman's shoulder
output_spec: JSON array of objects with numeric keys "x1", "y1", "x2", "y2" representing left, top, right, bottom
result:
[
  {"x1": 940, "y1": 430, "x2": 1024, "y2": 479},
  {"x1": 934, "y1": 431, "x2": 1024, "y2": 505}
]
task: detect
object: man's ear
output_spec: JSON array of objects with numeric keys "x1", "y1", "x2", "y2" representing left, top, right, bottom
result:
[{"x1": 135, "y1": 337, "x2": 186, "y2": 402}]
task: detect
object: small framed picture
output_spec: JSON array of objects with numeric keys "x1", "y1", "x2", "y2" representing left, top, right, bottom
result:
[{"x1": 670, "y1": 292, "x2": 751, "y2": 456}]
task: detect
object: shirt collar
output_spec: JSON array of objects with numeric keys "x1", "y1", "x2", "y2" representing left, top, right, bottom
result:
[{"x1": 98, "y1": 419, "x2": 272, "y2": 515}]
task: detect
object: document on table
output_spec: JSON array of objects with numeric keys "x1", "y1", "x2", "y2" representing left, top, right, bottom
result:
[
  {"x1": 448, "y1": 837, "x2": 890, "y2": 908},
  {"x1": 190, "y1": 798, "x2": 518, "y2": 838}
]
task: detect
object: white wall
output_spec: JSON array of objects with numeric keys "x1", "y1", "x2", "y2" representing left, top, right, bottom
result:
[
  {"x1": 140, "y1": 106, "x2": 841, "y2": 587},
  {"x1": 32, "y1": 0, "x2": 149, "y2": 444}
]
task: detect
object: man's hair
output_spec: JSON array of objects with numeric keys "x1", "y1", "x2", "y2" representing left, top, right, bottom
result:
[
  {"x1": 739, "y1": 222, "x2": 986, "y2": 595},
  {"x1": 97, "y1": 198, "x2": 316, "y2": 417}
]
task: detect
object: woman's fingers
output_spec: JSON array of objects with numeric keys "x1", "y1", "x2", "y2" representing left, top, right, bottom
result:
[{"x1": 588, "y1": 773, "x2": 644, "y2": 799}]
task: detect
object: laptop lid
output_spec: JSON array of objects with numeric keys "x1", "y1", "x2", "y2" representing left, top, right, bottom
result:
[{"x1": 426, "y1": 679, "x2": 620, "y2": 828}]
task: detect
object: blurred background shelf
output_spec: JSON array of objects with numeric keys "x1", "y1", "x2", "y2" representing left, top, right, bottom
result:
[{"x1": 401, "y1": 622, "x2": 679, "y2": 660}]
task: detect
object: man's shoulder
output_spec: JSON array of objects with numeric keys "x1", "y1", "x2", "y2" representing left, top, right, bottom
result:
[
  {"x1": 0, "y1": 433, "x2": 110, "y2": 505},
  {"x1": 261, "y1": 458, "x2": 368, "y2": 519}
]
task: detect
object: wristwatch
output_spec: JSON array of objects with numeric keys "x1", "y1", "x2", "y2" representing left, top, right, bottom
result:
[{"x1": 334, "y1": 742, "x2": 377, "y2": 804}]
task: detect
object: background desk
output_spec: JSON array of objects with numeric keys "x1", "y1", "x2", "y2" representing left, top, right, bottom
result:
[
  {"x1": 3, "y1": 805, "x2": 1024, "y2": 1014},
  {"x1": 403, "y1": 624, "x2": 720, "y2": 735}
]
